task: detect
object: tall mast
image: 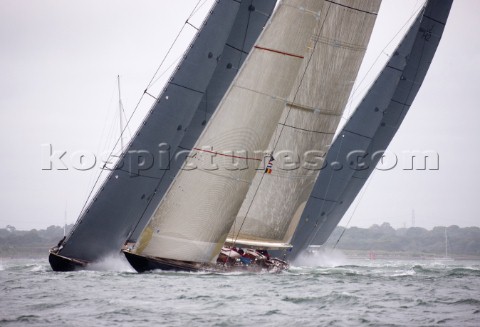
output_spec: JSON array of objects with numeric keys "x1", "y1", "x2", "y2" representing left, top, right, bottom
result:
[{"x1": 117, "y1": 75, "x2": 124, "y2": 152}]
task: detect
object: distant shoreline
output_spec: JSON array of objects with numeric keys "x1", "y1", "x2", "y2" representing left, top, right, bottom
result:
[{"x1": 1, "y1": 223, "x2": 479, "y2": 260}]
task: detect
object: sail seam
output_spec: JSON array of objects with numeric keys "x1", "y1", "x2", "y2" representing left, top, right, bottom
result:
[
  {"x1": 391, "y1": 19, "x2": 429, "y2": 127},
  {"x1": 278, "y1": 122, "x2": 336, "y2": 135},
  {"x1": 226, "y1": 43, "x2": 249, "y2": 55},
  {"x1": 386, "y1": 65, "x2": 404, "y2": 73},
  {"x1": 235, "y1": 85, "x2": 288, "y2": 103},
  {"x1": 390, "y1": 98, "x2": 411, "y2": 107},
  {"x1": 351, "y1": 175, "x2": 367, "y2": 180},
  {"x1": 254, "y1": 45, "x2": 304, "y2": 59},
  {"x1": 325, "y1": 0, "x2": 378, "y2": 16},
  {"x1": 286, "y1": 102, "x2": 342, "y2": 116},
  {"x1": 169, "y1": 82, "x2": 204, "y2": 94},
  {"x1": 423, "y1": 15, "x2": 446, "y2": 26},
  {"x1": 310, "y1": 195, "x2": 339, "y2": 203},
  {"x1": 342, "y1": 129, "x2": 373, "y2": 140},
  {"x1": 192, "y1": 147, "x2": 262, "y2": 161},
  {"x1": 312, "y1": 35, "x2": 367, "y2": 52},
  {"x1": 114, "y1": 167, "x2": 166, "y2": 180},
  {"x1": 195, "y1": 168, "x2": 252, "y2": 184}
]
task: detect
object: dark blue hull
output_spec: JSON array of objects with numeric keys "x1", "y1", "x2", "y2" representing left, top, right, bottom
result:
[
  {"x1": 49, "y1": 251, "x2": 88, "y2": 272},
  {"x1": 123, "y1": 250, "x2": 289, "y2": 273},
  {"x1": 123, "y1": 251, "x2": 201, "y2": 273}
]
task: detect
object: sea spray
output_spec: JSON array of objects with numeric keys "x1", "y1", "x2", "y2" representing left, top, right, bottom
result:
[
  {"x1": 88, "y1": 253, "x2": 135, "y2": 272},
  {"x1": 292, "y1": 247, "x2": 349, "y2": 267}
]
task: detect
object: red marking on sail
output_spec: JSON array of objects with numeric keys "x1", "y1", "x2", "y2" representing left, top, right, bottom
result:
[
  {"x1": 254, "y1": 45, "x2": 304, "y2": 59},
  {"x1": 193, "y1": 148, "x2": 262, "y2": 161}
]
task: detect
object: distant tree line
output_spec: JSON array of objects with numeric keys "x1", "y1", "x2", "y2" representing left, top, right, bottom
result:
[
  {"x1": 325, "y1": 223, "x2": 480, "y2": 257},
  {"x1": 0, "y1": 223, "x2": 479, "y2": 258},
  {"x1": 0, "y1": 224, "x2": 73, "y2": 257}
]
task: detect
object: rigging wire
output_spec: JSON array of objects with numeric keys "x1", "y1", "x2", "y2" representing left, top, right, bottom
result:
[
  {"x1": 303, "y1": 132, "x2": 346, "y2": 248},
  {"x1": 331, "y1": 12, "x2": 430, "y2": 247},
  {"x1": 342, "y1": 3, "x2": 425, "y2": 121},
  {"x1": 300, "y1": 3, "x2": 426, "y2": 249},
  {"x1": 332, "y1": 170, "x2": 376, "y2": 249},
  {"x1": 322, "y1": 2, "x2": 428, "y2": 250},
  {"x1": 190, "y1": 0, "x2": 211, "y2": 20},
  {"x1": 131, "y1": 0, "x2": 263, "y2": 253},
  {"x1": 230, "y1": 3, "x2": 333, "y2": 249},
  {"x1": 124, "y1": 1, "x2": 222, "y2": 242},
  {"x1": 120, "y1": 97, "x2": 132, "y2": 140},
  {"x1": 150, "y1": 53, "x2": 184, "y2": 89},
  {"x1": 145, "y1": 0, "x2": 206, "y2": 90},
  {"x1": 70, "y1": 0, "x2": 207, "y2": 234}
]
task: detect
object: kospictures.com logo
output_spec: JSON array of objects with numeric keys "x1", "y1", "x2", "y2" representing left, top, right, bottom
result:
[{"x1": 41, "y1": 143, "x2": 439, "y2": 175}]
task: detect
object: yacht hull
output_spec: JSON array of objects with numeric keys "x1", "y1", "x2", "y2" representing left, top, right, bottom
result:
[
  {"x1": 123, "y1": 251, "x2": 201, "y2": 272},
  {"x1": 123, "y1": 250, "x2": 288, "y2": 273},
  {"x1": 48, "y1": 251, "x2": 88, "y2": 272}
]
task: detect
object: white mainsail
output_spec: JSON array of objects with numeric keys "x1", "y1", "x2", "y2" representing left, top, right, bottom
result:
[
  {"x1": 135, "y1": 0, "x2": 327, "y2": 263},
  {"x1": 228, "y1": 0, "x2": 381, "y2": 248}
]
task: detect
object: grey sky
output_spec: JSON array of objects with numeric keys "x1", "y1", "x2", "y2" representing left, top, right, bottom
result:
[{"x1": 0, "y1": 0, "x2": 478, "y2": 230}]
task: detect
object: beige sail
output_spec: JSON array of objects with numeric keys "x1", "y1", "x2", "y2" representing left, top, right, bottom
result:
[
  {"x1": 134, "y1": 0, "x2": 327, "y2": 263},
  {"x1": 228, "y1": 0, "x2": 381, "y2": 248}
]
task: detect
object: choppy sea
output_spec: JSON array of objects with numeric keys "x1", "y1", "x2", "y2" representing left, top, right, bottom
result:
[{"x1": 1, "y1": 252, "x2": 479, "y2": 327}]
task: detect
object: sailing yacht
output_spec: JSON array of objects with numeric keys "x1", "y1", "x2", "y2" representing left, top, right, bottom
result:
[
  {"x1": 124, "y1": 0, "x2": 381, "y2": 272},
  {"x1": 49, "y1": 0, "x2": 277, "y2": 271},
  {"x1": 435, "y1": 227, "x2": 454, "y2": 262},
  {"x1": 49, "y1": 0, "x2": 453, "y2": 272}
]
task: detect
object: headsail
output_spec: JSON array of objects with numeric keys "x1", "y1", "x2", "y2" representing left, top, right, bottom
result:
[
  {"x1": 287, "y1": 0, "x2": 454, "y2": 258},
  {"x1": 128, "y1": 0, "x2": 277, "y2": 242},
  {"x1": 134, "y1": 0, "x2": 329, "y2": 263},
  {"x1": 51, "y1": 0, "x2": 277, "y2": 269},
  {"x1": 228, "y1": 0, "x2": 381, "y2": 249}
]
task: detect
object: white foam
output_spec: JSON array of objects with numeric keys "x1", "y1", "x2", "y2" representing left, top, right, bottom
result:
[
  {"x1": 88, "y1": 254, "x2": 135, "y2": 272},
  {"x1": 293, "y1": 247, "x2": 349, "y2": 267},
  {"x1": 30, "y1": 263, "x2": 48, "y2": 272},
  {"x1": 391, "y1": 269, "x2": 416, "y2": 277}
]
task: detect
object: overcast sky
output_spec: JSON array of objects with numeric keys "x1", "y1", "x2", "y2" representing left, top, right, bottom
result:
[{"x1": 0, "y1": 0, "x2": 478, "y2": 231}]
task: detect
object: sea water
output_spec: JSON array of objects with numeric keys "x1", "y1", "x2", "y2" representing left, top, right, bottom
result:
[{"x1": 1, "y1": 253, "x2": 479, "y2": 326}]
